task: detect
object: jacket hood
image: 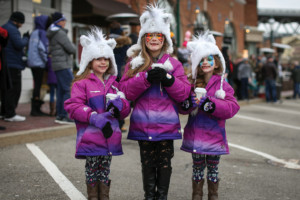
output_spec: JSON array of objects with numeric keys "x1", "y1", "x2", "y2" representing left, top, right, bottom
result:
[{"x1": 35, "y1": 15, "x2": 49, "y2": 30}]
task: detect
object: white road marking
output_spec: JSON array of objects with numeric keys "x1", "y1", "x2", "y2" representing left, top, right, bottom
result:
[
  {"x1": 250, "y1": 105, "x2": 300, "y2": 115},
  {"x1": 235, "y1": 114, "x2": 300, "y2": 130},
  {"x1": 26, "y1": 143, "x2": 86, "y2": 200},
  {"x1": 229, "y1": 143, "x2": 300, "y2": 170}
]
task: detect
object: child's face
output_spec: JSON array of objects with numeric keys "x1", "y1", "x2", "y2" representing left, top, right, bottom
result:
[
  {"x1": 199, "y1": 55, "x2": 218, "y2": 74},
  {"x1": 92, "y1": 57, "x2": 109, "y2": 77},
  {"x1": 145, "y1": 32, "x2": 164, "y2": 54}
]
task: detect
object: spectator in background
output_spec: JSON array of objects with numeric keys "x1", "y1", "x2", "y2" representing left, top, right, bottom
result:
[
  {"x1": 46, "y1": 56, "x2": 57, "y2": 116},
  {"x1": 238, "y1": 58, "x2": 252, "y2": 101},
  {"x1": 232, "y1": 54, "x2": 244, "y2": 100},
  {"x1": 222, "y1": 46, "x2": 234, "y2": 86},
  {"x1": 262, "y1": 56, "x2": 277, "y2": 103},
  {"x1": 2, "y1": 11, "x2": 29, "y2": 122},
  {"x1": 109, "y1": 21, "x2": 132, "y2": 79},
  {"x1": 0, "y1": 27, "x2": 9, "y2": 129},
  {"x1": 291, "y1": 61, "x2": 300, "y2": 99},
  {"x1": 47, "y1": 12, "x2": 76, "y2": 124},
  {"x1": 27, "y1": 15, "x2": 50, "y2": 116},
  {"x1": 177, "y1": 41, "x2": 190, "y2": 69}
]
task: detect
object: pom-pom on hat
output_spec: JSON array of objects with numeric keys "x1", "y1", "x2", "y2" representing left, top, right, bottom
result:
[
  {"x1": 187, "y1": 30, "x2": 226, "y2": 99},
  {"x1": 77, "y1": 27, "x2": 117, "y2": 76},
  {"x1": 127, "y1": 3, "x2": 173, "y2": 69},
  {"x1": 10, "y1": 11, "x2": 25, "y2": 24}
]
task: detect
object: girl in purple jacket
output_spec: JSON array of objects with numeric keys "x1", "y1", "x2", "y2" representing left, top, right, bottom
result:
[
  {"x1": 64, "y1": 27, "x2": 130, "y2": 199},
  {"x1": 119, "y1": 4, "x2": 191, "y2": 200},
  {"x1": 180, "y1": 31, "x2": 240, "y2": 200}
]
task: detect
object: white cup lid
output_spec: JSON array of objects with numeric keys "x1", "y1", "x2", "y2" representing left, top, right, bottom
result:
[{"x1": 194, "y1": 88, "x2": 207, "y2": 93}]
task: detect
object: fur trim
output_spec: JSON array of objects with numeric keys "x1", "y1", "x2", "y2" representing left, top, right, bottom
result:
[
  {"x1": 187, "y1": 30, "x2": 226, "y2": 99},
  {"x1": 151, "y1": 58, "x2": 173, "y2": 72},
  {"x1": 115, "y1": 36, "x2": 132, "y2": 48},
  {"x1": 77, "y1": 27, "x2": 118, "y2": 76},
  {"x1": 127, "y1": 44, "x2": 141, "y2": 58},
  {"x1": 130, "y1": 53, "x2": 145, "y2": 69}
]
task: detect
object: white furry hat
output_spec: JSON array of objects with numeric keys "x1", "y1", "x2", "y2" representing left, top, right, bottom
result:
[
  {"x1": 187, "y1": 31, "x2": 226, "y2": 99},
  {"x1": 77, "y1": 27, "x2": 117, "y2": 76},
  {"x1": 127, "y1": 4, "x2": 173, "y2": 69}
]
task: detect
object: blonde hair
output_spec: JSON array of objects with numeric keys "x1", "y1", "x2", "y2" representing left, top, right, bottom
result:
[
  {"x1": 126, "y1": 34, "x2": 168, "y2": 78},
  {"x1": 72, "y1": 59, "x2": 112, "y2": 87},
  {"x1": 189, "y1": 55, "x2": 223, "y2": 88}
]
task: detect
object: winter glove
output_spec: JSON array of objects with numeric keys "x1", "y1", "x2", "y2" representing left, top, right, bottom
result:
[
  {"x1": 199, "y1": 97, "x2": 215, "y2": 113},
  {"x1": 160, "y1": 68, "x2": 174, "y2": 87},
  {"x1": 147, "y1": 68, "x2": 164, "y2": 83},
  {"x1": 181, "y1": 93, "x2": 198, "y2": 111},
  {"x1": 89, "y1": 112, "x2": 112, "y2": 130},
  {"x1": 101, "y1": 122, "x2": 113, "y2": 139},
  {"x1": 106, "y1": 96, "x2": 123, "y2": 118},
  {"x1": 23, "y1": 31, "x2": 30, "y2": 38}
]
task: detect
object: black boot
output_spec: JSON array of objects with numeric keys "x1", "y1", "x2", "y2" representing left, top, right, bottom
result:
[
  {"x1": 142, "y1": 167, "x2": 157, "y2": 200},
  {"x1": 156, "y1": 167, "x2": 172, "y2": 200},
  {"x1": 30, "y1": 99, "x2": 48, "y2": 116}
]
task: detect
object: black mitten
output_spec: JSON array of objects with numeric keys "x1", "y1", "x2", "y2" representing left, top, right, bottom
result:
[
  {"x1": 147, "y1": 68, "x2": 163, "y2": 83},
  {"x1": 106, "y1": 104, "x2": 120, "y2": 118},
  {"x1": 181, "y1": 98, "x2": 192, "y2": 111},
  {"x1": 23, "y1": 31, "x2": 30, "y2": 38},
  {"x1": 102, "y1": 122, "x2": 113, "y2": 139},
  {"x1": 160, "y1": 68, "x2": 175, "y2": 87},
  {"x1": 200, "y1": 98, "x2": 215, "y2": 113}
]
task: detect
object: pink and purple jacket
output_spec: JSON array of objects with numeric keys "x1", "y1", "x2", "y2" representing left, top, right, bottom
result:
[
  {"x1": 64, "y1": 73, "x2": 131, "y2": 159},
  {"x1": 180, "y1": 75, "x2": 240, "y2": 155},
  {"x1": 119, "y1": 54, "x2": 191, "y2": 141}
]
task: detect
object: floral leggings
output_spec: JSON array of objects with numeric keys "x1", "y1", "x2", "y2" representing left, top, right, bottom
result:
[
  {"x1": 85, "y1": 156, "x2": 112, "y2": 186},
  {"x1": 192, "y1": 154, "x2": 220, "y2": 183},
  {"x1": 138, "y1": 140, "x2": 174, "y2": 168}
]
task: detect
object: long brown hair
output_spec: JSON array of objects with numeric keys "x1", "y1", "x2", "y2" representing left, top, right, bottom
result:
[
  {"x1": 126, "y1": 34, "x2": 168, "y2": 78},
  {"x1": 72, "y1": 59, "x2": 112, "y2": 87},
  {"x1": 190, "y1": 55, "x2": 223, "y2": 88}
]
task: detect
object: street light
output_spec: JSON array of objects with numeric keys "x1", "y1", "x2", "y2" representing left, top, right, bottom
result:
[{"x1": 268, "y1": 18, "x2": 276, "y2": 45}]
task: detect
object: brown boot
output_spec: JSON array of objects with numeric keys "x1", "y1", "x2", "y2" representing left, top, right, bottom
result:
[
  {"x1": 99, "y1": 180, "x2": 110, "y2": 200},
  {"x1": 86, "y1": 181, "x2": 99, "y2": 200},
  {"x1": 207, "y1": 179, "x2": 220, "y2": 200},
  {"x1": 49, "y1": 102, "x2": 55, "y2": 116},
  {"x1": 192, "y1": 179, "x2": 204, "y2": 200}
]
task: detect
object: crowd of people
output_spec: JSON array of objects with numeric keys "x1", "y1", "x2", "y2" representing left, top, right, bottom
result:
[{"x1": 0, "y1": 4, "x2": 299, "y2": 200}]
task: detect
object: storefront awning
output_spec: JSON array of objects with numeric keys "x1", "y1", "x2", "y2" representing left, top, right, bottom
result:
[{"x1": 73, "y1": 0, "x2": 139, "y2": 25}]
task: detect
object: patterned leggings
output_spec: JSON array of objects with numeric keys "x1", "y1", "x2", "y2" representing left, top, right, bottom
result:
[
  {"x1": 138, "y1": 140, "x2": 174, "y2": 168},
  {"x1": 192, "y1": 154, "x2": 220, "y2": 183},
  {"x1": 85, "y1": 156, "x2": 112, "y2": 186}
]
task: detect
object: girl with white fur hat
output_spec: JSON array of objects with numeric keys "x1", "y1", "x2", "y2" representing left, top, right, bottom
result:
[
  {"x1": 64, "y1": 27, "x2": 131, "y2": 200},
  {"x1": 179, "y1": 31, "x2": 240, "y2": 200},
  {"x1": 119, "y1": 4, "x2": 191, "y2": 200}
]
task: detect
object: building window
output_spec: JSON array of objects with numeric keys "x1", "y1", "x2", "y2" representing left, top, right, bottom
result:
[
  {"x1": 194, "y1": 12, "x2": 210, "y2": 34},
  {"x1": 32, "y1": 0, "x2": 59, "y2": 17},
  {"x1": 223, "y1": 20, "x2": 237, "y2": 56}
]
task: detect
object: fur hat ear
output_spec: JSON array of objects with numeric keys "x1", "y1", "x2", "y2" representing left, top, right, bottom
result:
[
  {"x1": 106, "y1": 39, "x2": 117, "y2": 49},
  {"x1": 80, "y1": 35, "x2": 91, "y2": 47},
  {"x1": 187, "y1": 41, "x2": 197, "y2": 52},
  {"x1": 163, "y1": 14, "x2": 172, "y2": 24}
]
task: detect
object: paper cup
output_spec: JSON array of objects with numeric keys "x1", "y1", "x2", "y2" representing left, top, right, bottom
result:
[
  {"x1": 106, "y1": 93, "x2": 118, "y2": 104},
  {"x1": 194, "y1": 88, "x2": 207, "y2": 100}
]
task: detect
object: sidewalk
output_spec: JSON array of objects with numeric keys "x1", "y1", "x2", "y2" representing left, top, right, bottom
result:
[{"x1": 0, "y1": 98, "x2": 265, "y2": 147}]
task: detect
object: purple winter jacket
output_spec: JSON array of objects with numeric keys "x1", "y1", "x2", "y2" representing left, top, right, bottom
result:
[
  {"x1": 180, "y1": 75, "x2": 240, "y2": 155},
  {"x1": 64, "y1": 73, "x2": 131, "y2": 158},
  {"x1": 119, "y1": 54, "x2": 191, "y2": 141}
]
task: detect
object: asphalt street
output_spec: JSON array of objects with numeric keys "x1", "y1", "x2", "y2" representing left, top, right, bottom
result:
[{"x1": 1, "y1": 99, "x2": 300, "y2": 200}]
